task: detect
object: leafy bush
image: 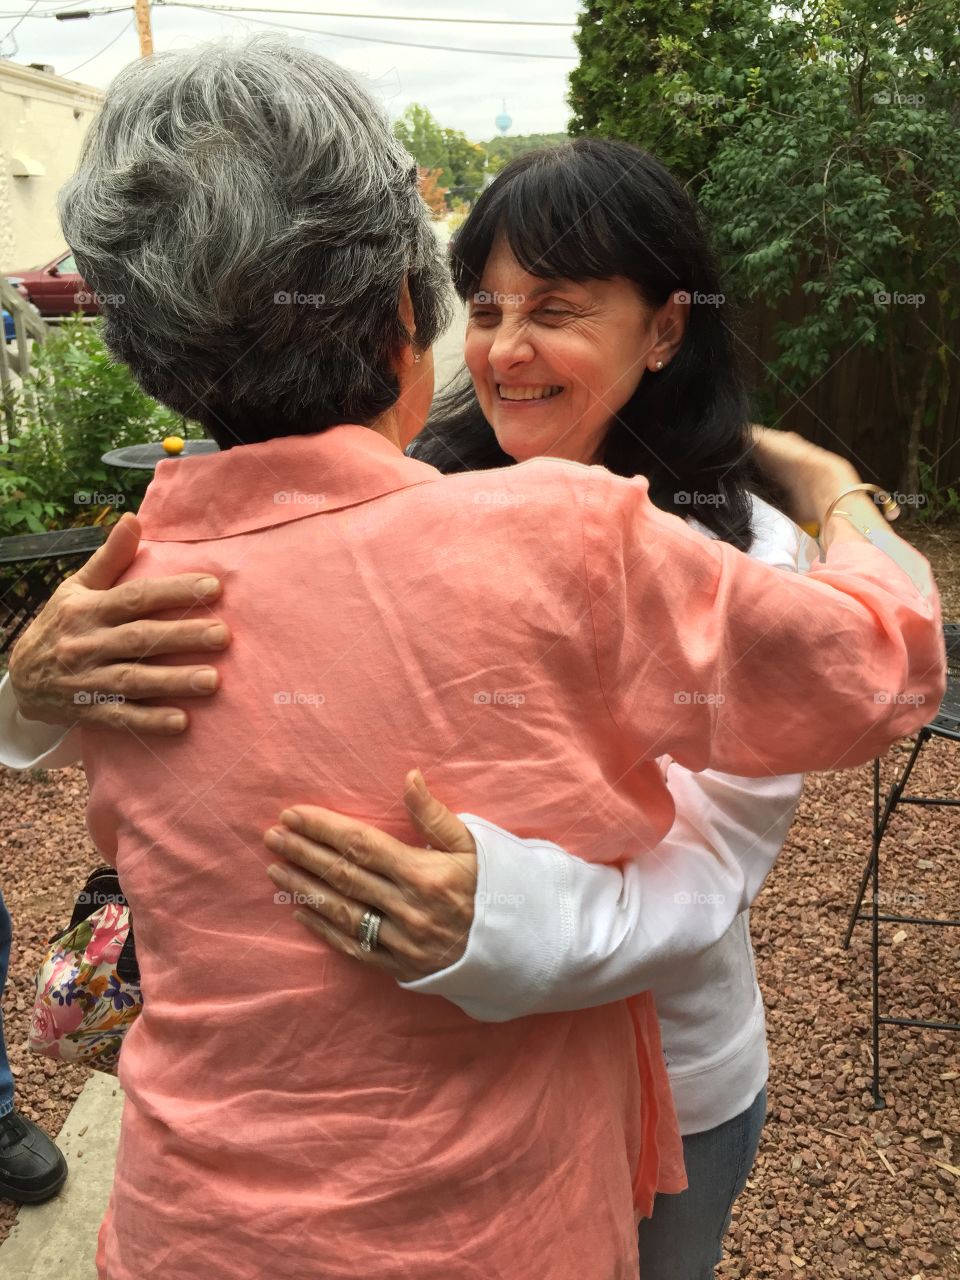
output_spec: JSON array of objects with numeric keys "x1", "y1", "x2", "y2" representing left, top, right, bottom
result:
[{"x1": 0, "y1": 319, "x2": 203, "y2": 536}]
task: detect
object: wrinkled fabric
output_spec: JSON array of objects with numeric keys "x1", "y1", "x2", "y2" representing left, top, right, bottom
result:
[{"x1": 82, "y1": 425, "x2": 943, "y2": 1279}]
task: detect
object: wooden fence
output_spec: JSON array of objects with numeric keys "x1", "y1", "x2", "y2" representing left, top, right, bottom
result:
[{"x1": 738, "y1": 294, "x2": 960, "y2": 494}]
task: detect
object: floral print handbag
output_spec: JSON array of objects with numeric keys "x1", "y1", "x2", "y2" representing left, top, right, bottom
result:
[{"x1": 29, "y1": 867, "x2": 142, "y2": 1073}]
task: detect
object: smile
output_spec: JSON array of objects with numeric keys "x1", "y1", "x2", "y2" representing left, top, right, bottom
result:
[{"x1": 497, "y1": 384, "x2": 563, "y2": 402}]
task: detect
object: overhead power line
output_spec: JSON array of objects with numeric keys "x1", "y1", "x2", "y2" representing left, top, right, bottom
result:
[
  {"x1": 154, "y1": 3, "x2": 576, "y2": 25},
  {"x1": 163, "y1": 2, "x2": 577, "y2": 57}
]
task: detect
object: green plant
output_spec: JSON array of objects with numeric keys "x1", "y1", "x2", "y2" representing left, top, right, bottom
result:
[
  {"x1": 915, "y1": 459, "x2": 960, "y2": 524},
  {"x1": 0, "y1": 318, "x2": 204, "y2": 537}
]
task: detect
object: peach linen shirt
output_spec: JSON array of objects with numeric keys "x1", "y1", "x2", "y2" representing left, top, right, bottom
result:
[{"x1": 82, "y1": 425, "x2": 944, "y2": 1280}]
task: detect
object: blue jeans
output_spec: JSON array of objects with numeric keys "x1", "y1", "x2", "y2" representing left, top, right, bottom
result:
[
  {"x1": 0, "y1": 890, "x2": 14, "y2": 1117},
  {"x1": 638, "y1": 1086, "x2": 767, "y2": 1280}
]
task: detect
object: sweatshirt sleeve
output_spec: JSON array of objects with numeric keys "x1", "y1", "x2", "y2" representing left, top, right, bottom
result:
[
  {"x1": 0, "y1": 672, "x2": 81, "y2": 769},
  {"x1": 398, "y1": 764, "x2": 802, "y2": 1020},
  {"x1": 581, "y1": 474, "x2": 946, "y2": 776}
]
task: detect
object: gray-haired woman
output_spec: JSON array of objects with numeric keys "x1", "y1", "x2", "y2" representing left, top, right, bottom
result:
[{"x1": 1, "y1": 34, "x2": 945, "y2": 1280}]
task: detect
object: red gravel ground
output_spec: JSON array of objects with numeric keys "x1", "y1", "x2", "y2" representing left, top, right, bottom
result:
[{"x1": 1, "y1": 521, "x2": 958, "y2": 1274}]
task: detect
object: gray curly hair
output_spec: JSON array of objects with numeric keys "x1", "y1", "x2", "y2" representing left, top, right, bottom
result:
[{"x1": 59, "y1": 35, "x2": 452, "y2": 446}]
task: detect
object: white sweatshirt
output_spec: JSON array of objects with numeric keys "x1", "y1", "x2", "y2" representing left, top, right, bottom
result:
[{"x1": 0, "y1": 495, "x2": 815, "y2": 1134}]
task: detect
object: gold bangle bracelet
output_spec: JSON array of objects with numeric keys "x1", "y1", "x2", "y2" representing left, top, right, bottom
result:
[{"x1": 813, "y1": 484, "x2": 900, "y2": 540}]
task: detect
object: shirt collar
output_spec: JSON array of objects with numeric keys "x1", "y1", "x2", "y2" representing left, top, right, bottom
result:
[{"x1": 136, "y1": 425, "x2": 442, "y2": 541}]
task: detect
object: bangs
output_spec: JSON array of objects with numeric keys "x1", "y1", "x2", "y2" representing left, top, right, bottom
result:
[{"x1": 449, "y1": 145, "x2": 631, "y2": 298}]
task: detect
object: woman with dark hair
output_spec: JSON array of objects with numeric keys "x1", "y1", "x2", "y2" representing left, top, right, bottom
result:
[
  {"x1": 417, "y1": 139, "x2": 758, "y2": 551},
  {"x1": 0, "y1": 111, "x2": 944, "y2": 1280}
]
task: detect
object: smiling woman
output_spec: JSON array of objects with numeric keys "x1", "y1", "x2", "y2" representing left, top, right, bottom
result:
[
  {"x1": 466, "y1": 254, "x2": 678, "y2": 465},
  {"x1": 415, "y1": 138, "x2": 758, "y2": 548}
]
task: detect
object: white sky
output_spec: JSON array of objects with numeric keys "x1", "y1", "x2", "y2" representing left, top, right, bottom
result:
[{"x1": 0, "y1": 0, "x2": 583, "y2": 139}]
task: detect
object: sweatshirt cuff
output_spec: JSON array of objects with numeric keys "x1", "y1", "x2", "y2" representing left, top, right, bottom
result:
[
  {"x1": 397, "y1": 815, "x2": 572, "y2": 1022},
  {"x1": 0, "y1": 672, "x2": 76, "y2": 769}
]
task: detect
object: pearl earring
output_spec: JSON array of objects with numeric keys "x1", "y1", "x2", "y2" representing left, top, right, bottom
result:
[{"x1": 655, "y1": 360, "x2": 664, "y2": 370}]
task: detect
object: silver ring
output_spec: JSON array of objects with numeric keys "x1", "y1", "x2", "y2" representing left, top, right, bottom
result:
[{"x1": 358, "y1": 909, "x2": 382, "y2": 952}]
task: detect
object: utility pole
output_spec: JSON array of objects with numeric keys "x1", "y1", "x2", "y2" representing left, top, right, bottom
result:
[{"x1": 134, "y1": 0, "x2": 153, "y2": 56}]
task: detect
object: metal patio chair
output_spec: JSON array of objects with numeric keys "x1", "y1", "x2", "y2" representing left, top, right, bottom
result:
[{"x1": 842, "y1": 622, "x2": 960, "y2": 1106}]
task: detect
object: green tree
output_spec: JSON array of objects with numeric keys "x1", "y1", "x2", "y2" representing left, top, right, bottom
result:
[
  {"x1": 483, "y1": 132, "x2": 569, "y2": 174},
  {"x1": 568, "y1": 0, "x2": 960, "y2": 492},
  {"x1": 393, "y1": 103, "x2": 448, "y2": 173},
  {"x1": 393, "y1": 105, "x2": 487, "y2": 207},
  {"x1": 568, "y1": 0, "x2": 748, "y2": 182},
  {"x1": 440, "y1": 128, "x2": 487, "y2": 203}
]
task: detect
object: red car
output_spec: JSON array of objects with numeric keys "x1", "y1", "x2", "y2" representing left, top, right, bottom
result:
[{"x1": 5, "y1": 249, "x2": 99, "y2": 318}]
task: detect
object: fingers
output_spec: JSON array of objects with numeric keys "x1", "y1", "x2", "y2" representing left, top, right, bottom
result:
[
  {"x1": 72, "y1": 514, "x2": 142, "y2": 590},
  {"x1": 293, "y1": 911, "x2": 407, "y2": 978},
  {"x1": 265, "y1": 826, "x2": 397, "y2": 916},
  {"x1": 67, "y1": 619, "x2": 230, "y2": 664},
  {"x1": 280, "y1": 805, "x2": 408, "y2": 880},
  {"x1": 69, "y1": 661, "x2": 221, "y2": 702},
  {"x1": 403, "y1": 769, "x2": 475, "y2": 854},
  {"x1": 265, "y1": 860, "x2": 408, "y2": 976},
  {"x1": 93, "y1": 573, "x2": 223, "y2": 626},
  {"x1": 70, "y1": 699, "x2": 189, "y2": 735}
]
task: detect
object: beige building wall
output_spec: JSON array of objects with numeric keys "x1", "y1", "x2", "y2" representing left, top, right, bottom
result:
[{"x1": 0, "y1": 61, "x2": 103, "y2": 272}]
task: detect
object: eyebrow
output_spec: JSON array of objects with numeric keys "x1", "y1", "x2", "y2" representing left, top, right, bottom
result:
[{"x1": 528, "y1": 280, "x2": 579, "y2": 299}]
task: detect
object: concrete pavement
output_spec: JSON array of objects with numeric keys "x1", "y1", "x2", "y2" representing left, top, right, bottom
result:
[{"x1": 0, "y1": 1072, "x2": 123, "y2": 1278}]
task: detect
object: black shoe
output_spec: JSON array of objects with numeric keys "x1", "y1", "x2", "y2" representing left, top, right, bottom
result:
[{"x1": 0, "y1": 1109, "x2": 69, "y2": 1204}]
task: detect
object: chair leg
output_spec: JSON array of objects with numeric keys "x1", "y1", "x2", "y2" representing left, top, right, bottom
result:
[
  {"x1": 871, "y1": 807, "x2": 885, "y2": 1110},
  {"x1": 842, "y1": 732, "x2": 929, "y2": 950}
]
